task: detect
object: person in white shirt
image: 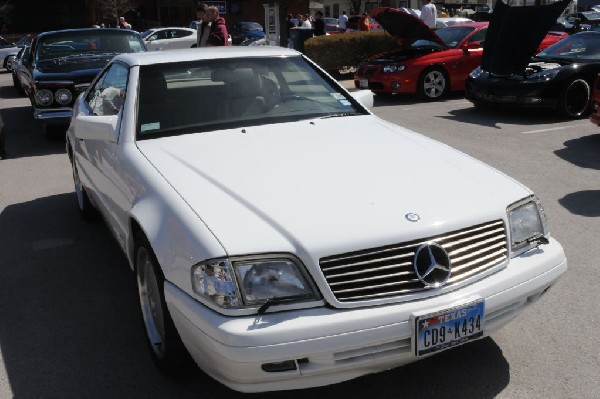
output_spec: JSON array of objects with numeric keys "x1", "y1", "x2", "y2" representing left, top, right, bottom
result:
[
  {"x1": 338, "y1": 10, "x2": 348, "y2": 32},
  {"x1": 421, "y1": 0, "x2": 437, "y2": 29},
  {"x1": 300, "y1": 14, "x2": 312, "y2": 29}
]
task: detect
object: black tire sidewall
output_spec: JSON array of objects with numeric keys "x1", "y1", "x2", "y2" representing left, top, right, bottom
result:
[{"x1": 559, "y1": 78, "x2": 590, "y2": 119}]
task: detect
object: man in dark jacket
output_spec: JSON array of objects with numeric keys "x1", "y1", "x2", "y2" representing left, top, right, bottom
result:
[
  {"x1": 313, "y1": 10, "x2": 325, "y2": 36},
  {"x1": 206, "y1": 6, "x2": 229, "y2": 46},
  {"x1": 195, "y1": 3, "x2": 211, "y2": 47}
]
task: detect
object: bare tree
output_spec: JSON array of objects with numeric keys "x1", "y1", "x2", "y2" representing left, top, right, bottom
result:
[
  {"x1": 92, "y1": 0, "x2": 140, "y2": 26},
  {"x1": 0, "y1": 1, "x2": 13, "y2": 17},
  {"x1": 347, "y1": 0, "x2": 363, "y2": 15}
]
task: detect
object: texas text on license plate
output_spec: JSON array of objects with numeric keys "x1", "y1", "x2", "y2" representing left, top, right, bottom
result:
[
  {"x1": 414, "y1": 300, "x2": 485, "y2": 357},
  {"x1": 359, "y1": 79, "x2": 368, "y2": 89}
]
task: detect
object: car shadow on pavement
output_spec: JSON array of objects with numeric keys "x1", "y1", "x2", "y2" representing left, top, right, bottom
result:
[
  {"x1": 0, "y1": 78, "x2": 22, "y2": 100},
  {"x1": 440, "y1": 104, "x2": 565, "y2": 129},
  {"x1": 558, "y1": 190, "x2": 600, "y2": 218},
  {"x1": 0, "y1": 193, "x2": 510, "y2": 399},
  {"x1": 0, "y1": 106, "x2": 66, "y2": 160},
  {"x1": 372, "y1": 91, "x2": 467, "y2": 108},
  {"x1": 554, "y1": 133, "x2": 600, "y2": 170}
]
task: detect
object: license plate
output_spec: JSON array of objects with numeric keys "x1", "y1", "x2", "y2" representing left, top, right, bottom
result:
[
  {"x1": 414, "y1": 300, "x2": 485, "y2": 357},
  {"x1": 359, "y1": 79, "x2": 369, "y2": 89}
]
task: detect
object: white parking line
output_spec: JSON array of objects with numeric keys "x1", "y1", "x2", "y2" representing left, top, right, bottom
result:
[{"x1": 521, "y1": 124, "x2": 588, "y2": 134}]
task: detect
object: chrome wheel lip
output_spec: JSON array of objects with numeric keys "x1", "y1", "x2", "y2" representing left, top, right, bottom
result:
[
  {"x1": 565, "y1": 80, "x2": 590, "y2": 117},
  {"x1": 137, "y1": 247, "x2": 166, "y2": 359}
]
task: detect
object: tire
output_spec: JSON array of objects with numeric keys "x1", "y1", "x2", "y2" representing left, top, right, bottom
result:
[
  {"x1": 558, "y1": 78, "x2": 590, "y2": 119},
  {"x1": 5, "y1": 55, "x2": 15, "y2": 72},
  {"x1": 71, "y1": 154, "x2": 98, "y2": 220},
  {"x1": 417, "y1": 67, "x2": 449, "y2": 101},
  {"x1": 135, "y1": 233, "x2": 193, "y2": 373}
]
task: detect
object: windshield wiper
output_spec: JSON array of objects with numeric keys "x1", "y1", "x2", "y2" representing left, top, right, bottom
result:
[{"x1": 320, "y1": 112, "x2": 362, "y2": 119}]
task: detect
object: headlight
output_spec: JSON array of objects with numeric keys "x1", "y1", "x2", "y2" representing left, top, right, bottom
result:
[
  {"x1": 507, "y1": 196, "x2": 548, "y2": 255},
  {"x1": 36, "y1": 89, "x2": 54, "y2": 106},
  {"x1": 383, "y1": 64, "x2": 406, "y2": 73},
  {"x1": 469, "y1": 66, "x2": 483, "y2": 79},
  {"x1": 526, "y1": 68, "x2": 559, "y2": 82},
  {"x1": 191, "y1": 256, "x2": 318, "y2": 311},
  {"x1": 55, "y1": 88, "x2": 73, "y2": 105}
]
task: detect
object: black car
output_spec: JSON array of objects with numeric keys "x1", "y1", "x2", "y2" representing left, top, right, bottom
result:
[
  {"x1": 465, "y1": 0, "x2": 599, "y2": 119},
  {"x1": 20, "y1": 28, "x2": 146, "y2": 138}
]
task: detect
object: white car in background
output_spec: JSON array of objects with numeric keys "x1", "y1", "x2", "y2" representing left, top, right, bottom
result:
[
  {"x1": 436, "y1": 17, "x2": 474, "y2": 28},
  {"x1": 0, "y1": 34, "x2": 32, "y2": 71},
  {"x1": 141, "y1": 27, "x2": 197, "y2": 50},
  {"x1": 66, "y1": 47, "x2": 566, "y2": 393}
]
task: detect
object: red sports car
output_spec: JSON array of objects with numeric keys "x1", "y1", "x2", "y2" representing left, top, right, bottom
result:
[{"x1": 354, "y1": 7, "x2": 567, "y2": 100}]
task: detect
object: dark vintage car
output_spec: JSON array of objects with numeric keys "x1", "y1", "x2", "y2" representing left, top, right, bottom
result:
[
  {"x1": 464, "y1": 0, "x2": 600, "y2": 119},
  {"x1": 20, "y1": 28, "x2": 146, "y2": 138},
  {"x1": 11, "y1": 45, "x2": 30, "y2": 94}
]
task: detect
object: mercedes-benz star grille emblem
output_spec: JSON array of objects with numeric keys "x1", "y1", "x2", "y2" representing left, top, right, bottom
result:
[{"x1": 413, "y1": 243, "x2": 452, "y2": 288}]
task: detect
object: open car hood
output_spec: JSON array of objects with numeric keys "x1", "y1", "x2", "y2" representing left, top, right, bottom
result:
[
  {"x1": 481, "y1": 0, "x2": 570, "y2": 75},
  {"x1": 370, "y1": 7, "x2": 446, "y2": 48}
]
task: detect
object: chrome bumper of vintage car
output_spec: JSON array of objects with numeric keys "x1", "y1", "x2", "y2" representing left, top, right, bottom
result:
[
  {"x1": 33, "y1": 107, "x2": 73, "y2": 123},
  {"x1": 165, "y1": 237, "x2": 566, "y2": 393}
]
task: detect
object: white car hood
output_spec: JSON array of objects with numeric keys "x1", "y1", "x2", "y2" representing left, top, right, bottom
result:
[{"x1": 137, "y1": 116, "x2": 529, "y2": 259}]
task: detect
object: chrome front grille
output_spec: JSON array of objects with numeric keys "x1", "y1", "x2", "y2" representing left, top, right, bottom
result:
[{"x1": 319, "y1": 220, "x2": 508, "y2": 302}]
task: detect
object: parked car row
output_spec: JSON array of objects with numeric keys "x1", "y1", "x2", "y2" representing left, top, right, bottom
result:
[{"x1": 354, "y1": 8, "x2": 568, "y2": 101}]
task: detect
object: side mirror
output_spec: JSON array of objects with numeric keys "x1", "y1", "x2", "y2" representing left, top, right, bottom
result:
[
  {"x1": 463, "y1": 41, "x2": 481, "y2": 51},
  {"x1": 73, "y1": 114, "x2": 118, "y2": 142},
  {"x1": 350, "y1": 90, "x2": 374, "y2": 110}
]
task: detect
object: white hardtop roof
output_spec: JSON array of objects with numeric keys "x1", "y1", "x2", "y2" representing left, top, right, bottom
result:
[{"x1": 115, "y1": 46, "x2": 303, "y2": 67}]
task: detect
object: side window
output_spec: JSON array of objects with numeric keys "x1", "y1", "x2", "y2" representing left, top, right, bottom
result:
[
  {"x1": 468, "y1": 28, "x2": 486, "y2": 47},
  {"x1": 174, "y1": 29, "x2": 192, "y2": 38},
  {"x1": 86, "y1": 63, "x2": 129, "y2": 116}
]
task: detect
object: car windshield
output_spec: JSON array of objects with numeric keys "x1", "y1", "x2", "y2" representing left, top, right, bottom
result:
[
  {"x1": 433, "y1": 26, "x2": 475, "y2": 48},
  {"x1": 537, "y1": 33, "x2": 600, "y2": 61},
  {"x1": 141, "y1": 30, "x2": 156, "y2": 39},
  {"x1": 36, "y1": 30, "x2": 145, "y2": 61},
  {"x1": 136, "y1": 55, "x2": 368, "y2": 140}
]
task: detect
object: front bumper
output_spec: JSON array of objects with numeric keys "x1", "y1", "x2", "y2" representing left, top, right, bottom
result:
[
  {"x1": 33, "y1": 107, "x2": 73, "y2": 126},
  {"x1": 354, "y1": 74, "x2": 416, "y2": 94},
  {"x1": 165, "y1": 238, "x2": 566, "y2": 393},
  {"x1": 465, "y1": 77, "x2": 558, "y2": 109}
]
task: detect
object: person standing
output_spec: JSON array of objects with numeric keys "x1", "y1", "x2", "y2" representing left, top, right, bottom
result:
[
  {"x1": 300, "y1": 14, "x2": 312, "y2": 28},
  {"x1": 359, "y1": 12, "x2": 370, "y2": 32},
  {"x1": 205, "y1": 6, "x2": 229, "y2": 46},
  {"x1": 421, "y1": 0, "x2": 437, "y2": 29},
  {"x1": 338, "y1": 10, "x2": 348, "y2": 32},
  {"x1": 196, "y1": 4, "x2": 211, "y2": 47},
  {"x1": 313, "y1": 11, "x2": 325, "y2": 36}
]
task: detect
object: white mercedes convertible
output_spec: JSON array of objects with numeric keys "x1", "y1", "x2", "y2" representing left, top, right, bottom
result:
[{"x1": 65, "y1": 47, "x2": 566, "y2": 392}]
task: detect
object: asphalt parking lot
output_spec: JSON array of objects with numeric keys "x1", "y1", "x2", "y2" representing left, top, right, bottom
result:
[{"x1": 0, "y1": 70, "x2": 599, "y2": 399}]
